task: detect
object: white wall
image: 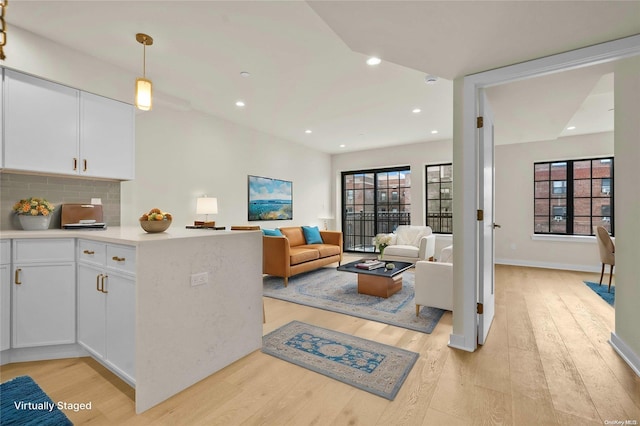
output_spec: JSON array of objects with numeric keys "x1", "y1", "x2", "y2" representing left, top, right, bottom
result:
[
  {"x1": 494, "y1": 132, "x2": 614, "y2": 272},
  {"x1": 613, "y1": 56, "x2": 640, "y2": 371},
  {"x1": 121, "y1": 106, "x2": 331, "y2": 228}
]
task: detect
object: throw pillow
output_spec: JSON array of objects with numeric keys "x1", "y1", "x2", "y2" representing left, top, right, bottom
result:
[
  {"x1": 302, "y1": 225, "x2": 323, "y2": 244},
  {"x1": 262, "y1": 228, "x2": 283, "y2": 236}
]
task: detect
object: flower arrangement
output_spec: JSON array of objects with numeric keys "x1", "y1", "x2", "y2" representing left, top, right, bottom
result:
[
  {"x1": 12, "y1": 197, "x2": 55, "y2": 216},
  {"x1": 374, "y1": 233, "x2": 392, "y2": 255}
]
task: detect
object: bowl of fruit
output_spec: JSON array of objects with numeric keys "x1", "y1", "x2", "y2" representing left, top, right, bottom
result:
[{"x1": 139, "y1": 208, "x2": 173, "y2": 233}]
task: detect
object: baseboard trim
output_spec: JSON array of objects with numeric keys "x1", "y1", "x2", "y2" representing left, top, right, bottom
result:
[
  {"x1": 0, "y1": 343, "x2": 88, "y2": 366},
  {"x1": 448, "y1": 333, "x2": 474, "y2": 352},
  {"x1": 609, "y1": 332, "x2": 640, "y2": 378},
  {"x1": 495, "y1": 258, "x2": 603, "y2": 273}
]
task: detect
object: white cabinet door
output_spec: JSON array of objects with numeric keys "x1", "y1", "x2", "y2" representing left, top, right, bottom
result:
[
  {"x1": 3, "y1": 70, "x2": 79, "y2": 175},
  {"x1": 77, "y1": 263, "x2": 106, "y2": 358},
  {"x1": 0, "y1": 264, "x2": 10, "y2": 351},
  {"x1": 12, "y1": 263, "x2": 76, "y2": 347},
  {"x1": 1, "y1": 68, "x2": 4, "y2": 168},
  {"x1": 80, "y1": 92, "x2": 135, "y2": 180},
  {"x1": 105, "y1": 273, "x2": 136, "y2": 381}
]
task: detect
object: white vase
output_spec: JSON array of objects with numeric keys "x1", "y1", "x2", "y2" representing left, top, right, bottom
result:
[{"x1": 18, "y1": 215, "x2": 52, "y2": 231}]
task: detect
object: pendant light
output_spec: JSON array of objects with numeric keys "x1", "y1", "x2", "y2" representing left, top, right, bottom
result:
[{"x1": 135, "y1": 33, "x2": 153, "y2": 111}]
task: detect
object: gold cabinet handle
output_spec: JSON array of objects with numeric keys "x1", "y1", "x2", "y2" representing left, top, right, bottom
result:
[
  {"x1": 100, "y1": 274, "x2": 108, "y2": 294},
  {"x1": 112, "y1": 256, "x2": 126, "y2": 262},
  {"x1": 73, "y1": 157, "x2": 78, "y2": 171},
  {"x1": 15, "y1": 268, "x2": 22, "y2": 285},
  {"x1": 83, "y1": 159, "x2": 88, "y2": 172},
  {"x1": 96, "y1": 274, "x2": 102, "y2": 292},
  {"x1": 84, "y1": 249, "x2": 95, "y2": 255}
]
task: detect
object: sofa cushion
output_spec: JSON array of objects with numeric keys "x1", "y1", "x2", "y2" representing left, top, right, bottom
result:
[
  {"x1": 279, "y1": 227, "x2": 306, "y2": 247},
  {"x1": 289, "y1": 247, "x2": 320, "y2": 265},
  {"x1": 384, "y1": 244, "x2": 419, "y2": 258},
  {"x1": 262, "y1": 228, "x2": 283, "y2": 236},
  {"x1": 300, "y1": 244, "x2": 341, "y2": 258},
  {"x1": 302, "y1": 225, "x2": 323, "y2": 244}
]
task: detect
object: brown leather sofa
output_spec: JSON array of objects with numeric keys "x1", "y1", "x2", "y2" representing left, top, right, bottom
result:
[{"x1": 263, "y1": 226, "x2": 343, "y2": 286}]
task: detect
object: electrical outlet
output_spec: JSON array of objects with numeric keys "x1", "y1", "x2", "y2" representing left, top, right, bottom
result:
[{"x1": 190, "y1": 272, "x2": 208, "y2": 287}]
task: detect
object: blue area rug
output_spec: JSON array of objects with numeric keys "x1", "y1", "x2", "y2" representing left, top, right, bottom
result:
[
  {"x1": 263, "y1": 267, "x2": 446, "y2": 334},
  {"x1": 0, "y1": 376, "x2": 73, "y2": 425},
  {"x1": 262, "y1": 321, "x2": 419, "y2": 400},
  {"x1": 584, "y1": 281, "x2": 615, "y2": 306}
]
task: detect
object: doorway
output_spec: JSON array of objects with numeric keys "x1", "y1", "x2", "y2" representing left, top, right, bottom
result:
[{"x1": 452, "y1": 34, "x2": 640, "y2": 353}]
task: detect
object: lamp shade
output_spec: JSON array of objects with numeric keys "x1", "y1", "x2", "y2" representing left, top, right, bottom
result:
[
  {"x1": 196, "y1": 197, "x2": 218, "y2": 215},
  {"x1": 135, "y1": 77, "x2": 153, "y2": 111}
]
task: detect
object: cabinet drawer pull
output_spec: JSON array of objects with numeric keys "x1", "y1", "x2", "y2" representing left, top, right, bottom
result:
[
  {"x1": 73, "y1": 157, "x2": 78, "y2": 171},
  {"x1": 84, "y1": 250, "x2": 95, "y2": 255},
  {"x1": 100, "y1": 274, "x2": 108, "y2": 294},
  {"x1": 15, "y1": 268, "x2": 22, "y2": 285},
  {"x1": 112, "y1": 256, "x2": 126, "y2": 262},
  {"x1": 83, "y1": 159, "x2": 88, "y2": 172}
]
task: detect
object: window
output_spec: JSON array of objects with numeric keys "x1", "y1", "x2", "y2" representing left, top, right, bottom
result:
[
  {"x1": 534, "y1": 157, "x2": 613, "y2": 235},
  {"x1": 342, "y1": 167, "x2": 411, "y2": 252},
  {"x1": 425, "y1": 163, "x2": 452, "y2": 233}
]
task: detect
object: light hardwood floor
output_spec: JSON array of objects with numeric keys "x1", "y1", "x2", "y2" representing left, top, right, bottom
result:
[{"x1": 1, "y1": 264, "x2": 639, "y2": 425}]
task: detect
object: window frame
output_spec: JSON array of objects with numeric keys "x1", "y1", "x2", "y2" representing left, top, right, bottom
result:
[
  {"x1": 341, "y1": 166, "x2": 411, "y2": 253},
  {"x1": 534, "y1": 156, "x2": 614, "y2": 236},
  {"x1": 425, "y1": 163, "x2": 453, "y2": 234}
]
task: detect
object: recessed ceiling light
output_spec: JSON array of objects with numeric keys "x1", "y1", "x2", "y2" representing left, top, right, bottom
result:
[
  {"x1": 339, "y1": 144, "x2": 346, "y2": 148},
  {"x1": 366, "y1": 57, "x2": 381, "y2": 66},
  {"x1": 240, "y1": 71, "x2": 250, "y2": 77},
  {"x1": 431, "y1": 130, "x2": 439, "y2": 134},
  {"x1": 412, "y1": 108, "x2": 421, "y2": 114},
  {"x1": 567, "y1": 126, "x2": 576, "y2": 130},
  {"x1": 305, "y1": 129, "x2": 312, "y2": 134},
  {"x1": 235, "y1": 100, "x2": 245, "y2": 107}
]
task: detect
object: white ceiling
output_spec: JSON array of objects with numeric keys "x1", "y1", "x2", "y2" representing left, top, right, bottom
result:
[{"x1": 6, "y1": 1, "x2": 640, "y2": 153}]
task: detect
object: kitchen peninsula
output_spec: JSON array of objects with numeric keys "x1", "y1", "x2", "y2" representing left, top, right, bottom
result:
[{"x1": 0, "y1": 227, "x2": 263, "y2": 413}]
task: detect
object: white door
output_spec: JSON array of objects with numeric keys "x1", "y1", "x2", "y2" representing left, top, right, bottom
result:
[
  {"x1": 477, "y1": 89, "x2": 495, "y2": 345},
  {"x1": 3, "y1": 70, "x2": 79, "y2": 175},
  {"x1": 12, "y1": 263, "x2": 76, "y2": 347},
  {"x1": 104, "y1": 272, "x2": 136, "y2": 381},
  {"x1": 80, "y1": 92, "x2": 135, "y2": 180},
  {"x1": 77, "y1": 263, "x2": 107, "y2": 358},
  {"x1": 0, "y1": 264, "x2": 10, "y2": 351}
]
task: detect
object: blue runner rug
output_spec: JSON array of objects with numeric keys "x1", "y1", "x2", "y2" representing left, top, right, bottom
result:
[
  {"x1": 0, "y1": 376, "x2": 73, "y2": 425},
  {"x1": 263, "y1": 267, "x2": 446, "y2": 334},
  {"x1": 262, "y1": 321, "x2": 418, "y2": 400},
  {"x1": 584, "y1": 281, "x2": 615, "y2": 306}
]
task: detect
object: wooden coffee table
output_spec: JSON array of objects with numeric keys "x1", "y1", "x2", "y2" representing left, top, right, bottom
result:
[{"x1": 337, "y1": 260, "x2": 413, "y2": 298}]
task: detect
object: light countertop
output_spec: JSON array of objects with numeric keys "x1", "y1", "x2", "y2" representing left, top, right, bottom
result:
[{"x1": 0, "y1": 226, "x2": 260, "y2": 246}]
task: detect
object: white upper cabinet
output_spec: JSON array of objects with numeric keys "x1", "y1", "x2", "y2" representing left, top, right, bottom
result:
[
  {"x1": 80, "y1": 92, "x2": 135, "y2": 180},
  {"x1": 2, "y1": 69, "x2": 135, "y2": 180},
  {"x1": 3, "y1": 69, "x2": 80, "y2": 175}
]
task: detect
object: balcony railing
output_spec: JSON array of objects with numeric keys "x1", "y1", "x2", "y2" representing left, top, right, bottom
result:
[
  {"x1": 427, "y1": 212, "x2": 452, "y2": 234},
  {"x1": 343, "y1": 211, "x2": 411, "y2": 252}
]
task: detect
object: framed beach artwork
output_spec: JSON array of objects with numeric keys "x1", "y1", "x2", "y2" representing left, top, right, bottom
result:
[{"x1": 248, "y1": 175, "x2": 293, "y2": 221}]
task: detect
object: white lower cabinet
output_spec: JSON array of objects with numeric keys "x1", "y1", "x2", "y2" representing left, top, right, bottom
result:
[
  {"x1": 77, "y1": 240, "x2": 135, "y2": 384},
  {"x1": 1, "y1": 240, "x2": 10, "y2": 351},
  {"x1": 12, "y1": 239, "x2": 76, "y2": 348}
]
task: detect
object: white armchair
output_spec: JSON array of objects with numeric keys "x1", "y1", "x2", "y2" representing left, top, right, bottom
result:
[
  {"x1": 414, "y1": 245, "x2": 453, "y2": 314},
  {"x1": 378, "y1": 225, "x2": 436, "y2": 264}
]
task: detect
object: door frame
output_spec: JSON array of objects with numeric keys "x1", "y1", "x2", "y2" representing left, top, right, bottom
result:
[{"x1": 450, "y1": 34, "x2": 640, "y2": 352}]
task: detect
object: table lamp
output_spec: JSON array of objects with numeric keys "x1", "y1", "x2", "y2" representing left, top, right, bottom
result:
[{"x1": 195, "y1": 196, "x2": 218, "y2": 228}]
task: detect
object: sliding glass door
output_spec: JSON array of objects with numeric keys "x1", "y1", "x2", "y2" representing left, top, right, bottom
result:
[{"x1": 342, "y1": 167, "x2": 411, "y2": 253}]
